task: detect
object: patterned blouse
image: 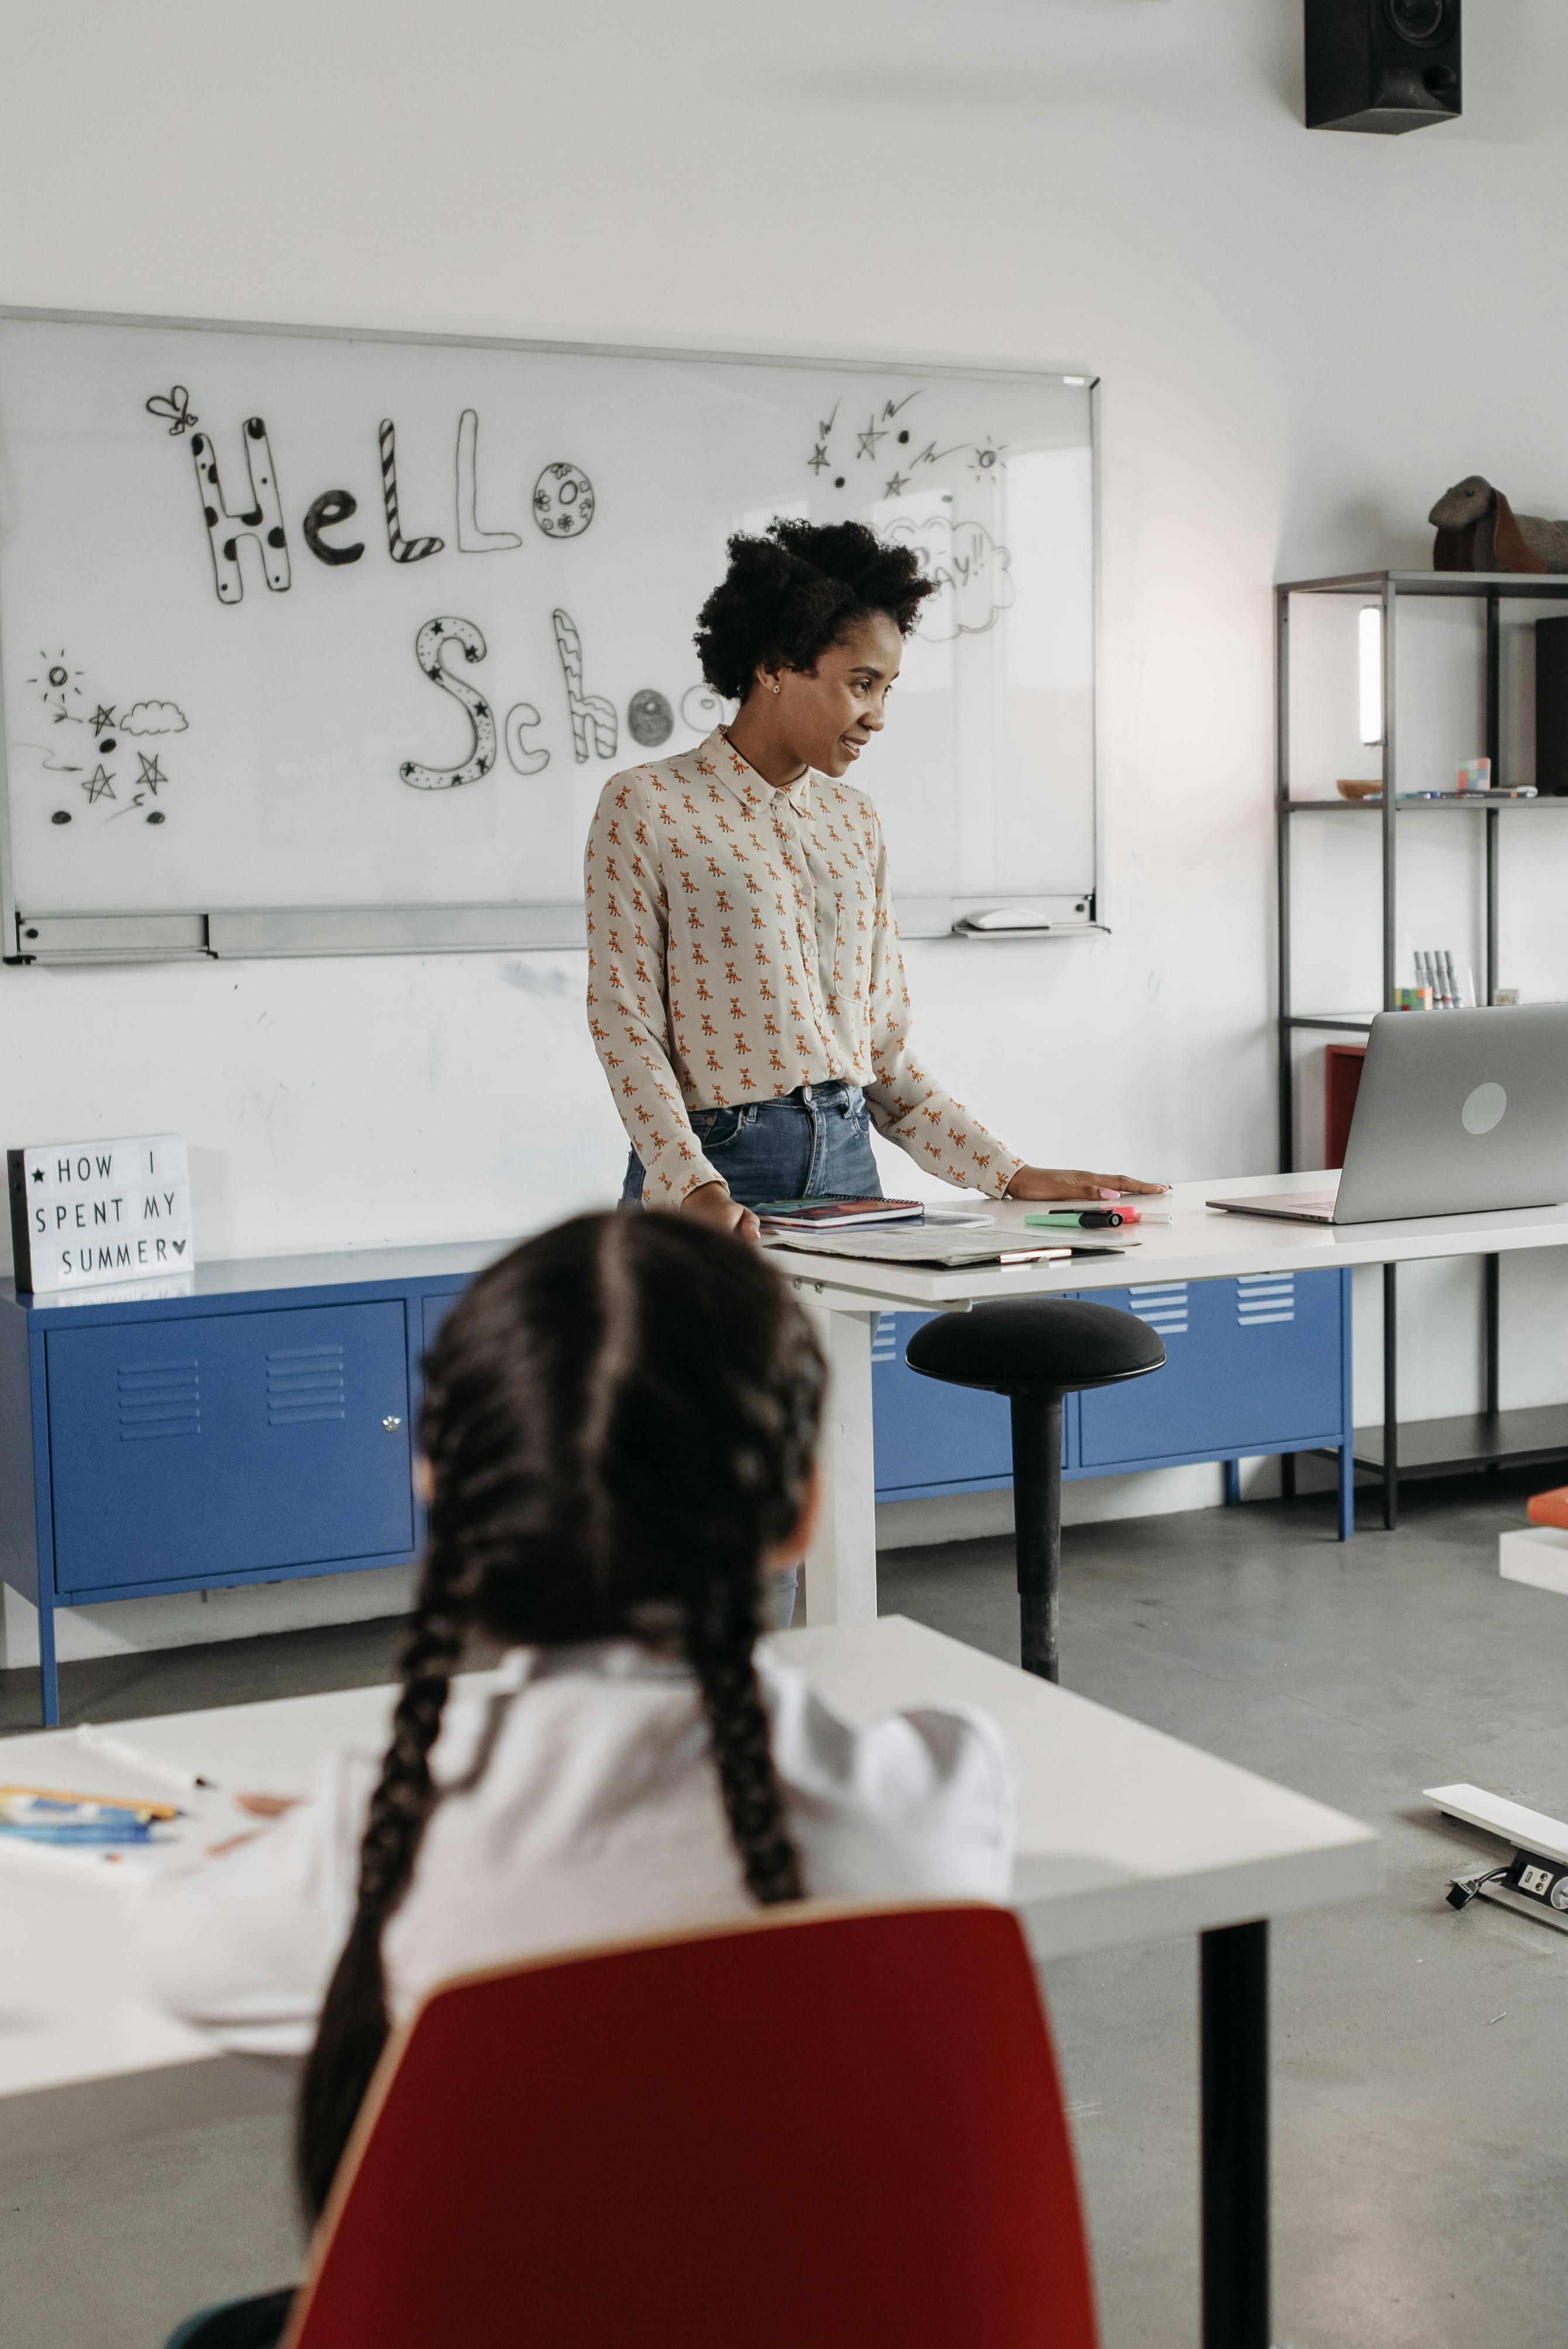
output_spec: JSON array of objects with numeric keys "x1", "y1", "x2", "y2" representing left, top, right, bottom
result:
[{"x1": 584, "y1": 728, "x2": 1023, "y2": 1205}]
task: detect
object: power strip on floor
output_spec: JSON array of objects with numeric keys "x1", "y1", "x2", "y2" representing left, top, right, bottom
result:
[{"x1": 1427, "y1": 1782, "x2": 1568, "y2": 1930}]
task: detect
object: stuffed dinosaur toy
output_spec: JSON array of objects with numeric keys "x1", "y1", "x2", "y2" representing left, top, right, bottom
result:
[{"x1": 1429, "y1": 476, "x2": 1568, "y2": 574}]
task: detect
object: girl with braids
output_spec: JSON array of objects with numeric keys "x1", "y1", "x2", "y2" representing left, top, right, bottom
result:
[
  {"x1": 585, "y1": 518, "x2": 1163, "y2": 1620},
  {"x1": 132, "y1": 1211, "x2": 1014, "y2": 2295}
]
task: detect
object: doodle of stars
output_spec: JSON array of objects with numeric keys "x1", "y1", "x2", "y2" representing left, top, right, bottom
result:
[
  {"x1": 89, "y1": 703, "x2": 116, "y2": 733},
  {"x1": 856, "y1": 416, "x2": 887, "y2": 460},
  {"x1": 883, "y1": 471, "x2": 911, "y2": 498},
  {"x1": 808, "y1": 443, "x2": 830, "y2": 474},
  {"x1": 136, "y1": 752, "x2": 167, "y2": 794},
  {"x1": 82, "y1": 764, "x2": 116, "y2": 805}
]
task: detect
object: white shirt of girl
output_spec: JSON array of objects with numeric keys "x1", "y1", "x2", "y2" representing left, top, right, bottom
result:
[{"x1": 129, "y1": 1641, "x2": 1016, "y2": 2055}]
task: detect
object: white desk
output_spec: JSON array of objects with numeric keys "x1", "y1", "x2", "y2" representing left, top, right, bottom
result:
[
  {"x1": 775, "y1": 1171, "x2": 1568, "y2": 1627},
  {"x1": 0, "y1": 1616, "x2": 1376, "y2": 2348}
]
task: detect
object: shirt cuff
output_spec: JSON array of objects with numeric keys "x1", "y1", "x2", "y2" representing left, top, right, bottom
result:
[
  {"x1": 984, "y1": 1152, "x2": 1027, "y2": 1200},
  {"x1": 640, "y1": 1141, "x2": 728, "y2": 1207}
]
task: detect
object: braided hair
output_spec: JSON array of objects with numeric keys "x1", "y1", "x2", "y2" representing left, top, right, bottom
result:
[
  {"x1": 694, "y1": 517, "x2": 936, "y2": 704},
  {"x1": 296, "y1": 1210, "x2": 825, "y2": 2216}
]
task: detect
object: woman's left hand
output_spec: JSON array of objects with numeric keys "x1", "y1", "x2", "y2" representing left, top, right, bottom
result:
[{"x1": 1004, "y1": 1165, "x2": 1169, "y2": 1203}]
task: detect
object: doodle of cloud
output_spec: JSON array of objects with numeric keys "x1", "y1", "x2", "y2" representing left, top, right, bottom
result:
[
  {"x1": 118, "y1": 700, "x2": 188, "y2": 736},
  {"x1": 885, "y1": 517, "x2": 1015, "y2": 643}
]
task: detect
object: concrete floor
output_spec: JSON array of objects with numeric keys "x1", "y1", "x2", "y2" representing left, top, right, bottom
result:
[{"x1": 3, "y1": 1472, "x2": 1567, "y2": 2348}]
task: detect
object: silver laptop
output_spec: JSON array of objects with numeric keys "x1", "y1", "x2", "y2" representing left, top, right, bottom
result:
[{"x1": 1210, "y1": 1003, "x2": 1568, "y2": 1226}]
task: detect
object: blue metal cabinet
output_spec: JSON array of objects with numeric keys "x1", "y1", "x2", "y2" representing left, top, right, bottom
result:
[
  {"x1": 871, "y1": 1311, "x2": 1073, "y2": 1499},
  {"x1": 0, "y1": 1239, "x2": 499, "y2": 1725},
  {"x1": 1079, "y1": 1272, "x2": 1346, "y2": 1467},
  {"x1": 873, "y1": 1270, "x2": 1353, "y2": 1538},
  {"x1": 46, "y1": 1302, "x2": 413, "y2": 1594},
  {"x1": 422, "y1": 1293, "x2": 458, "y2": 1356},
  {"x1": 0, "y1": 1245, "x2": 1356, "y2": 1731}
]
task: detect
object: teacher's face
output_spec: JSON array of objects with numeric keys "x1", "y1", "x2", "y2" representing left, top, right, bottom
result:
[{"x1": 765, "y1": 610, "x2": 904, "y2": 780}]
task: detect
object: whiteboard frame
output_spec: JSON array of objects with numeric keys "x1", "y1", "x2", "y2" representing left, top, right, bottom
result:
[{"x1": 0, "y1": 305, "x2": 1102, "y2": 966}]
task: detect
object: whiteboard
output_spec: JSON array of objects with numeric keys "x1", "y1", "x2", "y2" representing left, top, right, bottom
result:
[{"x1": 0, "y1": 311, "x2": 1098, "y2": 963}]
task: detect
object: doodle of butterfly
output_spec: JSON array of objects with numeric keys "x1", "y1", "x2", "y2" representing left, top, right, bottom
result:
[{"x1": 144, "y1": 386, "x2": 198, "y2": 436}]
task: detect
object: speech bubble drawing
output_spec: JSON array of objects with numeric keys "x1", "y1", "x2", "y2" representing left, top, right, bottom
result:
[{"x1": 885, "y1": 515, "x2": 1015, "y2": 642}]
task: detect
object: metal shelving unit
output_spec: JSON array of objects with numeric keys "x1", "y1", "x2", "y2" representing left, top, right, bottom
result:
[{"x1": 1275, "y1": 569, "x2": 1568, "y2": 1529}]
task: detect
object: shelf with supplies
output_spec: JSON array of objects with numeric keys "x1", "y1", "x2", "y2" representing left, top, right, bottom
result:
[
  {"x1": 1282, "y1": 793, "x2": 1568, "y2": 811},
  {"x1": 1276, "y1": 567, "x2": 1568, "y2": 1535}
]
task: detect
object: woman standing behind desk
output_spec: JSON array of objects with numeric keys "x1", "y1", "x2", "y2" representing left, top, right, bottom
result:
[{"x1": 585, "y1": 518, "x2": 1162, "y2": 1234}]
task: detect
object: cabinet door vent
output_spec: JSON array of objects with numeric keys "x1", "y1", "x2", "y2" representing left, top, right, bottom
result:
[
  {"x1": 266, "y1": 1344, "x2": 346, "y2": 1427},
  {"x1": 118, "y1": 1359, "x2": 201, "y2": 1442},
  {"x1": 1236, "y1": 1274, "x2": 1296, "y2": 1328},
  {"x1": 1128, "y1": 1283, "x2": 1189, "y2": 1337},
  {"x1": 871, "y1": 1314, "x2": 899, "y2": 1365}
]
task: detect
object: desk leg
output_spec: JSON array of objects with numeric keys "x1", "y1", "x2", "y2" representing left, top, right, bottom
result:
[
  {"x1": 1382, "y1": 1262, "x2": 1398, "y2": 1532},
  {"x1": 39, "y1": 1592, "x2": 58, "y2": 1727},
  {"x1": 1483, "y1": 1251, "x2": 1501, "y2": 1478},
  {"x1": 801, "y1": 1306, "x2": 878, "y2": 1628},
  {"x1": 1201, "y1": 1920, "x2": 1270, "y2": 2349}
]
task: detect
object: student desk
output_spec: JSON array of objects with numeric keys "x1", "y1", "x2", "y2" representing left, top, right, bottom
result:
[
  {"x1": 0, "y1": 1613, "x2": 1377, "y2": 2349},
  {"x1": 778, "y1": 1172, "x2": 1568, "y2": 1631}
]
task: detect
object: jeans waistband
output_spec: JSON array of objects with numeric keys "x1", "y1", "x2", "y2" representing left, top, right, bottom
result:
[{"x1": 695, "y1": 1080, "x2": 863, "y2": 1121}]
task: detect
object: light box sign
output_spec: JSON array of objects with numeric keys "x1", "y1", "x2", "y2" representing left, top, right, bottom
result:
[{"x1": 6, "y1": 1134, "x2": 193, "y2": 1293}]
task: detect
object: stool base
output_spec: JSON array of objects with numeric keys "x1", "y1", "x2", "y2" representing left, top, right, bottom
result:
[{"x1": 1011, "y1": 1392, "x2": 1064, "y2": 1682}]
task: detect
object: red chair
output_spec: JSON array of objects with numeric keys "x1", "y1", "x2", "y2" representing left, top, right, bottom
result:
[{"x1": 283, "y1": 1900, "x2": 1100, "y2": 2348}]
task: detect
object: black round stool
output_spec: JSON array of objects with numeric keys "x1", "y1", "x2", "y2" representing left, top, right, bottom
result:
[{"x1": 905, "y1": 1299, "x2": 1166, "y2": 1682}]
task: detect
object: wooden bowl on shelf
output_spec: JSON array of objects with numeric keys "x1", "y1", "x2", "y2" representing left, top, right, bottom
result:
[{"x1": 1336, "y1": 779, "x2": 1383, "y2": 801}]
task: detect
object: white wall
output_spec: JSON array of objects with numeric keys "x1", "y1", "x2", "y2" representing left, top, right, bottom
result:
[{"x1": 4, "y1": 0, "x2": 1567, "y2": 1666}]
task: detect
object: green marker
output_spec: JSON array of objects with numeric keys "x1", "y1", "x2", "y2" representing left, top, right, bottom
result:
[{"x1": 1025, "y1": 1208, "x2": 1125, "y2": 1230}]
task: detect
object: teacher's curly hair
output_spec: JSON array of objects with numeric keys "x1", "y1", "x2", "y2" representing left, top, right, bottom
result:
[
  {"x1": 296, "y1": 1210, "x2": 825, "y2": 2219},
  {"x1": 695, "y1": 517, "x2": 937, "y2": 704}
]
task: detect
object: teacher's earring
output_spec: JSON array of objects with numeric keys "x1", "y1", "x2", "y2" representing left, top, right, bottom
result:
[{"x1": 771, "y1": 681, "x2": 781, "y2": 695}]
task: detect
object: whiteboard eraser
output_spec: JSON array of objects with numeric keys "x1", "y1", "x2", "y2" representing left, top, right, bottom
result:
[{"x1": 952, "y1": 906, "x2": 1054, "y2": 935}]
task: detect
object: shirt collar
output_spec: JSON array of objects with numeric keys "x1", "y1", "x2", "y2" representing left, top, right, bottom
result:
[{"x1": 698, "y1": 727, "x2": 814, "y2": 820}]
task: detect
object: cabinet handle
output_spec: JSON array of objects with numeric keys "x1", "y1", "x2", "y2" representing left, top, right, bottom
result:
[{"x1": 382, "y1": 1415, "x2": 403, "y2": 1432}]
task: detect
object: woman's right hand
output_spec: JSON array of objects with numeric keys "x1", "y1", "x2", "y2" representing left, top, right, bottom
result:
[
  {"x1": 207, "y1": 1790, "x2": 302, "y2": 1857},
  {"x1": 681, "y1": 1180, "x2": 761, "y2": 1243}
]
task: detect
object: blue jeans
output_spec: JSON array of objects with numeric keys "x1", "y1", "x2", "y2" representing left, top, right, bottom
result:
[
  {"x1": 622, "y1": 1082, "x2": 879, "y2": 1628},
  {"x1": 619, "y1": 1081, "x2": 882, "y2": 1210}
]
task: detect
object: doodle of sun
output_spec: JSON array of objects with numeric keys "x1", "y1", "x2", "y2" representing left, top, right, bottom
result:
[
  {"x1": 968, "y1": 438, "x2": 1007, "y2": 481},
  {"x1": 25, "y1": 650, "x2": 84, "y2": 721}
]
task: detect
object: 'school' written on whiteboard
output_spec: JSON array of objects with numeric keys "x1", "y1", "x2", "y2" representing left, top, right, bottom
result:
[{"x1": 0, "y1": 314, "x2": 1098, "y2": 959}]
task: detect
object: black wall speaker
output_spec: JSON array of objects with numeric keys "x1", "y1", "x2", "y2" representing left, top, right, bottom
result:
[
  {"x1": 1535, "y1": 619, "x2": 1568, "y2": 797},
  {"x1": 1305, "y1": 0, "x2": 1462, "y2": 133}
]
